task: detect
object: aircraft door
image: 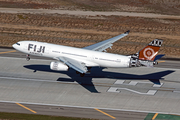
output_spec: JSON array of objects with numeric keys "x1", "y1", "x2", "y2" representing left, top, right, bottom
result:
[
  {"x1": 23, "y1": 43, "x2": 28, "y2": 50},
  {"x1": 91, "y1": 55, "x2": 98, "y2": 61},
  {"x1": 44, "y1": 47, "x2": 50, "y2": 54}
]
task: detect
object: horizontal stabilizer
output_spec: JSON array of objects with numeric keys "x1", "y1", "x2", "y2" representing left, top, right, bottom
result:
[
  {"x1": 139, "y1": 60, "x2": 154, "y2": 67},
  {"x1": 154, "y1": 54, "x2": 165, "y2": 61}
]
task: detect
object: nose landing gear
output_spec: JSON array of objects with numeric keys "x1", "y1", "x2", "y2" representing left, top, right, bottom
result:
[{"x1": 26, "y1": 54, "x2": 30, "y2": 61}]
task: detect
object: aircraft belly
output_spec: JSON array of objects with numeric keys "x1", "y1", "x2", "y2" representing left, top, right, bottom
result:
[
  {"x1": 93, "y1": 56, "x2": 130, "y2": 68},
  {"x1": 84, "y1": 61, "x2": 99, "y2": 67},
  {"x1": 94, "y1": 61, "x2": 122, "y2": 67}
]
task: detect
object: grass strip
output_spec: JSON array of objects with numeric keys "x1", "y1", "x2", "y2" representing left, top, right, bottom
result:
[{"x1": 145, "y1": 113, "x2": 180, "y2": 120}]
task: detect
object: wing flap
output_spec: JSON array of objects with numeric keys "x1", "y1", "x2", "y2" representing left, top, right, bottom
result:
[
  {"x1": 57, "y1": 56, "x2": 88, "y2": 73},
  {"x1": 96, "y1": 43, "x2": 113, "y2": 52}
]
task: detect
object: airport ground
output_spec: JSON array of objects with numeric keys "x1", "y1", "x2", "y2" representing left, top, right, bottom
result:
[
  {"x1": 0, "y1": 47, "x2": 180, "y2": 120},
  {"x1": 0, "y1": 0, "x2": 180, "y2": 119}
]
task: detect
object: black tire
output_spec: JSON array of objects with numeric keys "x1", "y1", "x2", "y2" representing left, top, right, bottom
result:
[
  {"x1": 80, "y1": 73, "x2": 85, "y2": 77},
  {"x1": 26, "y1": 57, "x2": 30, "y2": 61}
]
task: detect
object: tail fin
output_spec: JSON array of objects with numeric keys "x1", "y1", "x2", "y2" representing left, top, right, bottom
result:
[{"x1": 139, "y1": 39, "x2": 163, "y2": 61}]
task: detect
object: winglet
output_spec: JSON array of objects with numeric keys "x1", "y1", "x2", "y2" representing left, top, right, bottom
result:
[{"x1": 124, "y1": 30, "x2": 130, "y2": 34}]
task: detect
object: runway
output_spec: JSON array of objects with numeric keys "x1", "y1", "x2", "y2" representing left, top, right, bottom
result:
[{"x1": 0, "y1": 47, "x2": 180, "y2": 119}]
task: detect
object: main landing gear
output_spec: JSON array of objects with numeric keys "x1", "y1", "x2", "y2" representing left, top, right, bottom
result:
[
  {"x1": 26, "y1": 54, "x2": 30, "y2": 61},
  {"x1": 76, "y1": 71, "x2": 85, "y2": 77},
  {"x1": 80, "y1": 73, "x2": 85, "y2": 77},
  {"x1": 76, "y1": 67, "x2": 91, "y2": 77}
]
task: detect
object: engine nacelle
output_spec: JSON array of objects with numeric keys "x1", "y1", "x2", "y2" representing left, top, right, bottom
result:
[
  {"x1": 129, "y1": 57, "x2": 141, "y2": 67},
  {"x1": 50, "y1": 61, "x2": 69, "y2": 71}
]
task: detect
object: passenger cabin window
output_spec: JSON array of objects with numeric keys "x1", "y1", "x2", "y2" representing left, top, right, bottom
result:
[{"x1": 16, "y1": 43, "x2": 20, "y2": 46}]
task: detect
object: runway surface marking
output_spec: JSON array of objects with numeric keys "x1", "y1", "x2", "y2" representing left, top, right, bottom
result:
[
  {"x1": 94, "y1": 108, "x2": 116, "y2": 119},
  {"x1": 107, "y1": 80, "x2": 165, "y2": 95},
  {"x1": 16, "y1": 103, "x2": 37, "y2": 113},
  {"x1": 0, "y1": 50, "x2": 16, "y2": 54},
  {"x1": 152, "y1": 113, "x2": 158, "y2": 120},
  {"x1": 108, "y1": 87, "x2": 157, "y2": 95},
  {"x1": 1, "y1": 76, "x2": 178, "y2": 95},
  {"x1": 114, "y1": 80, "x2": 164, "y2": 87}
]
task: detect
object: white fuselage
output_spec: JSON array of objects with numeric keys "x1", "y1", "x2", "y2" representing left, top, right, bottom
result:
[{"x1": 13, "y1": 41, "x2": 131, "y2": 68}]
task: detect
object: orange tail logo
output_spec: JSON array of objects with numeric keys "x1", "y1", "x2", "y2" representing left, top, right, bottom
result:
[{"x1": 139, "y1": 39, "x2": 163, "y2": 61}]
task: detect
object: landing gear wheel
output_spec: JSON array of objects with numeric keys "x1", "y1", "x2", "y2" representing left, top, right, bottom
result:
[
  {"x1": 87, "y1": 67, "x2": 92, "y2": 70},
  {"x1": 80, "y1": 73, "x2": 85, "y2": 77},
  {"x1": 76, "y1": 71, "x2": 80, "y2": 74},
  {"x1": 87, "y1": 67, "x2": 92, "y2": 73},
  {"x1": 26, "y1": 57, "x2": 30, "y2": 61},
  {"x1": 26, "y1": 54, "x2": 30, "y2": 61}
]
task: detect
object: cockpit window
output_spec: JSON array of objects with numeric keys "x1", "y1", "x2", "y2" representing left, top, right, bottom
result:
[{"x1": 16, "y1": 43, "x2": 20, "y2": 46}]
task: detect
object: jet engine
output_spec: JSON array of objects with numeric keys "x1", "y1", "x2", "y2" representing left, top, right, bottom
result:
[
  {"x1": 129, "y1": 54, "x2": 141, "y2": 67},
  {"x1": 50, "y1": 61, "x2": 69, "y2": 71},
  {"x1": 129, "y1": 54, "x2": 159, "y2": 67}
]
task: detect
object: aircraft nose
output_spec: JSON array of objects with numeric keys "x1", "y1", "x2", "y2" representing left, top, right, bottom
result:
[{"x1": 12, "y1": 44, "x2": 16, "y2": 49}]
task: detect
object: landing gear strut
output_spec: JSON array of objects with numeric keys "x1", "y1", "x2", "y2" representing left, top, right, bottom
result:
[
  {"x1": 80, "y1": 73, "x2": 85, "y2": 77},
  {"x1": 87, "y1": 67, "x2": 92, "y2": 73},
  {"x1": 76, "y1": 71, "x2": 85, "y2": 77},
  {"x1": 76, "y1": 67, "x2": 92, "y2": 77},
  {"x1": 26, "y1": 54, "x2": 30, "y2": 61},
  {"x1": 76, "y1": 71, "x2": 80, "y2": 74}
]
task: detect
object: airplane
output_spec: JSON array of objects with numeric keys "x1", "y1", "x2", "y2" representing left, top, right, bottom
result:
[{"x1": 12, "y1": 30, "x2": 164, "y2": 77}]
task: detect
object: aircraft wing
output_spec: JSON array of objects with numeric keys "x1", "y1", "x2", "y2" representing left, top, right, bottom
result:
[
  {"x1": 57, "y1": 56, "x2": 88, "y2": 73},
  {"x1": 83, "y1": 30, "x2": 130, "y2": 51}
]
